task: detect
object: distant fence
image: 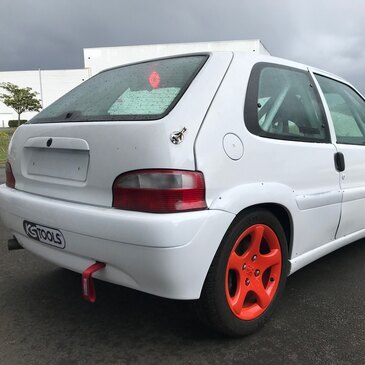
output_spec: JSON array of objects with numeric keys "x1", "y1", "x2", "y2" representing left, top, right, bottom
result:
[{"x1": 0, "y1": 114, "x2": 12, "y2": 128}]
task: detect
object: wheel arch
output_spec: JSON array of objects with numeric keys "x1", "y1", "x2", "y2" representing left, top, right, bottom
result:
[
  {"x1": 234, "y1": 203, "x2": 294, "y2": 259},
  {"x1": 209, "y1": 182, "x2": 297, "y2": 260}
]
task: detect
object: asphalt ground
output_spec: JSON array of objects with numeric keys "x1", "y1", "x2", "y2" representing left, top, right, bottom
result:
[{"x1": 0, "y1": 168, "x2": 364, "y2": 364}]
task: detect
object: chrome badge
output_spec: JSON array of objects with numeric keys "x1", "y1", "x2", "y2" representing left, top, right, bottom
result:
[{"x1": 170, "y1": 127, "x2": 187, "y2": 145}]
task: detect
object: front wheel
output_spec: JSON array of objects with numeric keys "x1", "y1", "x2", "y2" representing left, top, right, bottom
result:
[{"x1": 196, "y1": 208, "x2": 289, "y2": 336}]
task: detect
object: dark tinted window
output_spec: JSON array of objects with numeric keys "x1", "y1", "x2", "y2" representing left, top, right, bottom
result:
[
  {"x1": 31, "y1": 55, "x2": 208, "y2": 123},
  {"x1": 245, "y1": 63, "x2": 329, "y2": 143},
  {"x1": 316, "y1": 74, "x2": 365, "y2": 145}
]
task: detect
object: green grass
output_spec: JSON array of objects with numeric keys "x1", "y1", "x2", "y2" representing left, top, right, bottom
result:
[{"x1": 0, "y1": 128, "x2": 15, "y2": 165}]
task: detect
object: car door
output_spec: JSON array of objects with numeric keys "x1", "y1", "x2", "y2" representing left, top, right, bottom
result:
[{"x1": 314, "y1": 73, "x2": 365, "y2": 237}]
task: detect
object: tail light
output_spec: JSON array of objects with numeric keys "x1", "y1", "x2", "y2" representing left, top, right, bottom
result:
[
  {"x1": 112, "y1": 169, "x2": 207, "y2": 213},
  {"x1": 5, "y1": 161, "x2": 15, "y2": 189}
]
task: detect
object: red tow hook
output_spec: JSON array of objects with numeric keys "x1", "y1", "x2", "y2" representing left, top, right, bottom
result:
[{"x1": 82, "y1": 262, "x2": 106, "y2": 303}]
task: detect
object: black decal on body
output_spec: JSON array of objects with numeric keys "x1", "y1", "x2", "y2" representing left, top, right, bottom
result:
[{"x1": 23, "y1": 221, "x2": 66, "y2": 249}]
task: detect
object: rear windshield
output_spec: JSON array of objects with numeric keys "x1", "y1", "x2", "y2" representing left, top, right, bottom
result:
[{"x1": 31, "y1": 55, "x2": 208, "y2": 123}]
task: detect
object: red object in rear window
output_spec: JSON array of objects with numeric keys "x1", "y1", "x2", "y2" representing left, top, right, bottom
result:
[
  {"x1": 149, "y1": 71, "x2": 160, "y2": 89},
  {"x1": 5, "y1": 161, "x2": 15, "y2": 188},
  {"x1": 112, "y1": 170, "x2": 207, "y2": 213}
]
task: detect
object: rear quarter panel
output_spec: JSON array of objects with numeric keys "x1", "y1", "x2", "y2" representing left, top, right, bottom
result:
[{"x1": 195, "y1": 54, "x2": 341, "y2": 263}]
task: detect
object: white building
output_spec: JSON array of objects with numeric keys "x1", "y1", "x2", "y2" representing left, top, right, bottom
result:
[
  {"x1": 0, "y1": 69, "x2": 89, "y2": 127},
  {"x1": 0, "y1": 40, "x2": 269, "y2": 127}
]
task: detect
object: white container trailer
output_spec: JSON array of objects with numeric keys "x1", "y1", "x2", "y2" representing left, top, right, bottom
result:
[{"x1": 84, "y1": 39, "x2": 270, "y2": 75}]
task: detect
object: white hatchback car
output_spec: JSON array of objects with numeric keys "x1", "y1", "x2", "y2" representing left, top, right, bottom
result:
[{"x1": 1, "y1": 52, "x2": 364, "y2": 336}]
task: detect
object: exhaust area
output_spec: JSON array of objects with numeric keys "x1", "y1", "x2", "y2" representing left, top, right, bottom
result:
[{"x1": 8, "y1": 237, "x2": 24, "y2": 251}]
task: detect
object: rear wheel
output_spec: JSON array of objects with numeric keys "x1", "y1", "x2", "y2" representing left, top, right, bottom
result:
[{"x1": 196, "y1": 208, "x2": 289, "y2": 336}]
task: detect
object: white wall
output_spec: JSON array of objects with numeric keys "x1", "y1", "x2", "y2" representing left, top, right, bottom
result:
[
  {"x1": 0, "y1": 69, "x2": 89, "y2": 127},
  {"x1": 84, "y1": 39, "x2": 270, "y2": 75}
]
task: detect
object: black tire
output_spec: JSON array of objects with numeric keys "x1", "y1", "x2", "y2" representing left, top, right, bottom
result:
[{"x1": 195, "y1": 208, "x2": 289, "y2": 337}]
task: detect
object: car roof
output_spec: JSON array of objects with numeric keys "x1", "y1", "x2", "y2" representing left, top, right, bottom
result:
[
  {"x1": 231, "y1": 52, "x2": 341, "y2": 77},
  {"x1": 229, "y1": 51, "x2": 357, "y2": 90}
]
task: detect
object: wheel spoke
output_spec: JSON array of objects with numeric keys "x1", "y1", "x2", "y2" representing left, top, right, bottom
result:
[
  {"x1": 232, "y1": 283, "x2": 248, "y2": 314},
  {"x1": 250, "y1": 225, "x2": 265, "y2": 254},
  {"x1": 253, "y1": 281, "x2": 271, "y2": 309},
  {"x1": 228, "y1": 251, "x2": 244, "y2": 271},
  {"x1": 257, "y1": 249, "x2": 281, "y2": 272}
]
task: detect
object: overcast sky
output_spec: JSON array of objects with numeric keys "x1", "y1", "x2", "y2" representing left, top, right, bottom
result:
[{"x1": 1, "y1": 0, "x2": 365, "y2": 92}]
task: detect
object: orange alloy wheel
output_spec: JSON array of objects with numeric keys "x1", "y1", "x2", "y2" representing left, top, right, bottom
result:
[{"x1": 225, "y1": 224, "x2": 282, "y2": 320}]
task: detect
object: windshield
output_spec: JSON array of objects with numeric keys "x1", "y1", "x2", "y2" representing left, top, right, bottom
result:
[{"x1": 31, "y1": 55, "x2": 208, "y2": 123}]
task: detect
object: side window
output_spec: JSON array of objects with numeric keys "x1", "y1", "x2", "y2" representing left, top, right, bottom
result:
[
  {"x1": 315, "y1": 75, "x2": 365, "y2": 145},
  {"x1": 245, "y1": 63, "x2": 330, "y2": 143}
]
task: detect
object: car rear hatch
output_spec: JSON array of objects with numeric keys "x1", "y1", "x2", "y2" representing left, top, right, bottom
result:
[{"x1": 8, "y1": 52, "x2": 233, "y2": 207}]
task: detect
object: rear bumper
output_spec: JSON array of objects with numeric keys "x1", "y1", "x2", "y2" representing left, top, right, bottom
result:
[{"x1": 0, "y1": 185, "x2": 234, "y2": 299}]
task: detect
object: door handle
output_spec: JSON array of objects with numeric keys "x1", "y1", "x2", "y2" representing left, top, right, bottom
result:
[{"x1": 334, "y1": 152, "x2": 345, "y2": 172}]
